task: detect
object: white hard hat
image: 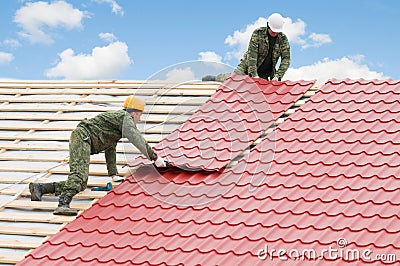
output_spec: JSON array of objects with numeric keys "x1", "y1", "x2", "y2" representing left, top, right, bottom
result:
[{"x1": 268, "y1": 13, "x2": 284, "y2": 32}]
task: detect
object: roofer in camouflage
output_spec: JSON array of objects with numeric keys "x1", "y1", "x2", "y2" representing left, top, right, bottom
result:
[
  {"x1": 235, "y1": 13, "x2": 291, "y2": 81},
  {"x1": 29, "y1": 96, "x2": 167, "y2": 216},
  {"x1": 202, "y1": 13, "x2": 290, "y2": 82}
]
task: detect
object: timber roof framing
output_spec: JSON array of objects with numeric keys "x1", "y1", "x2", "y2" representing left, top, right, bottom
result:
[{"x1": 0, "y1": 79, "x2": 221, "y2": 264}]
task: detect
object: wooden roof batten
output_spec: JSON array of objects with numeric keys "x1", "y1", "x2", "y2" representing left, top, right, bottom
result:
[{"x1": 0, "y1": 80, "x2": 220, "y2": 265}]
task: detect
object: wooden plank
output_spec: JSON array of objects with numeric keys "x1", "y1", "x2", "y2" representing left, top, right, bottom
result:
[
  {"x1": 0, "y1": 80, "x2": 151, "y2": 85},
  {"x1": 0, "y1": 153, "x2": 68, "y2": 162},
  {"x1": 284, "y1": 108, "x2": 296, "y2": 115},
  {"x1": 294, "y1": 99, "x2": 308, "y2": 106},
  {"x1": 0, "y1": 225, "x2": 60, "y2": 236},
  {"x1": 0, "y1": 133, "x2": 74, "y2": 141},
  {"x1": 0, "y1": 88, "x2": 155, "y2": 95},
  {"x1": 0, "y1": 124, "x2": 76, "y2": 131},
  {"x1": 0, "y1": 239, "x2": 42, "y2": 249},
  {"x1": 0, "y1": 212, "x2": 75, "y2": 223},
  {"x1": 0, "y1": 163, "x2": 115, "y2": 175},
  {"x1": 0, "y1": 164, "x2": 57, "y2": 173},
  {"x1": 303, "y1": 90, "x2": 316, "y2": 97},
  {"x1": 0, "y1": 174, "x2": 127, "y2": 186},
  {"x1": 0, "y1": 105, "x2": 121, "y2": 112},
  {"x1": 0, "y1": 254, "x2": 25, "y2": 264},
  {"x1": 0, "y1": 113, "x2": 189, "y2": 123},
  {"x1": 0, "y1": 80, "x2": 141, "y2": 85},
  {"x1": 0, "y1": 80, "x2": 147, "y2": 84},
  {"x1": 274, "y1": 118, "x2": 286, "y2": 125},
  {"x1": 0, "y1": 88, "x2": 216, "y2": 96},
  {"x1": 0, "y1": 153, "x2": 133, "y2": 164},
  {"x1": 0, "y1": 112, "x2": 99, "y2": 121},
  {"x1": 1, "y1": 188, "x2": 107, "y2": 199},
  {"x1": 0, "y1": 123, "x2": 178, "y2": 134},
  {"x1": 0, "y1": 79, "x2": 214, "y2": 84},
  {"x1": 6, "y1": 200, "x2": 92, "y2": 210},
  {"x1": 0, "y1": 84, "x2": 215, "y2": 89},
  {"x1": 0, "y1": 132, "x2": 164, "y2": 142},
  {"x1": 0, "y1": 104, "x2": 199, "y2": 114},
  {"x1": 0, "y1": 96, "x2": 210, "y2": 105},
  {"x1": 0, "y1": 142, "x2": 69, "y2": 151},
  {"x1": 308, "y1": 83, "x2": 323, "y2": 91},
  {"x1": 0, "y1": 82, "x2": 219, "y2": 90},
  {"x1": 0, "y1": 175, "x2": 52, "y2": 183},
  {"x1": 71, "y1": 190, "x2": 108, "y2": 199},
  {"x1": 0, "y1": 142, "x2": 139, "y2": 153},
  {"x1": 0, "y1": 167, "x2": 113, "y2": 177}
]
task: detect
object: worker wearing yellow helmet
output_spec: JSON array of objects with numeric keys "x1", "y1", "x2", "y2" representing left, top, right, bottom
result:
[{"x1": 29, "y1": 95, "x2": 167, "y2": 216}]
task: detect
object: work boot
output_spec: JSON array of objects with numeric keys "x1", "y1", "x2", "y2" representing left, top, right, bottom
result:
[
  {"x1": 53, "y1": 194, "x2": 78, "y2": 216},
  {"x1": 29, "y1": 182, "x2": 55, "y2": 201},
  {"x1": 201, "y1": 75, "x2": 216, "y2": 81}
]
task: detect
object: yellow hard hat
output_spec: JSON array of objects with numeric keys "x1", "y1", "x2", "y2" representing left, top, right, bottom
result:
[{"x1": 123, "y1": 96, "x2": 145, "y2": 112}]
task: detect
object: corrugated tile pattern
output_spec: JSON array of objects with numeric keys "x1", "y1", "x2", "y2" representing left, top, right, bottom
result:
[
  {"x1": 226, "y1": 78, "x2": 400, "y2": 263},
  {"x1": 132, "y1": 74, "x2": 314, "y2": 171},
  {"x1": 19, "y1": 79, "x2": 400, "y2": 265}
]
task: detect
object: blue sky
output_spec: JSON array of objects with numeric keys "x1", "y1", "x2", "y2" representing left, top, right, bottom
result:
[{"x1": 0, "y1": 0, "x2": 398, "y2": 82}]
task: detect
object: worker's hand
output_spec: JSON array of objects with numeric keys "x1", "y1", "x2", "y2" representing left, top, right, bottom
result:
[
  {"x1": 272, "y1": 77, "x2": 279, "y2": 81},
  {"x1": 154, "y1": 156, "x2": 167, "y2": 167}
]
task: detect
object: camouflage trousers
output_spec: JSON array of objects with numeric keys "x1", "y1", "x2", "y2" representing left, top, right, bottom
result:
[{"x1": 54, "y1": 127, "x2": 91, "y2": 197}]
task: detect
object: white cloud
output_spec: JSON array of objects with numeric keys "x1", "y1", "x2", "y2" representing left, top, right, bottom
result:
[
  {"x1": 99, "y1": 32, "x2": 118, "y2": 43},
  {"x1": 14, "y1": 1, "x2": 87, "y2": 44},
  {"x1": 0, "y1": 52, "x2": 14, "y2": 64},
  {"x1": 225, "y1": 17, "x2": 268, "y2": 61},
  {"x1": 3, "y1": 39, "x2": 21, "y2": 49},
  {"x1": 284, "y1": 55, "x2": 387, "y2": 83},
  {"x1": 282, "y1": 18, "x2": 332, "y2": 49},
  {"x1": 165, "y1": 67, "x2": 196, "y2": 83},
  {"x1": 302, "y1": 33, "x2": 332, "y2": 49},
  {"x1": 198, "y1": 51, "x2": 226, "y2": 70},
  {"x1": 93, "y1": 0, "x2": 124, "y2": 16},
  {"x1": 45, "y1": 41, "x2": 132, "y2": 79},
  {"x1": 224, "y1": 16, "x2": 331, "y2": 60},
  {"x1": 282, "y1": 17, "x2": 306, "y2": 44},
  {"x1": 198, "y1": 51, "x2": 222, "y2": 63}
]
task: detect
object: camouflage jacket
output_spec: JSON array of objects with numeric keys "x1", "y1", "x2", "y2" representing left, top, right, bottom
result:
[
  {"x1": 235, "y1": 27, "x2": 291, "y2": 80},
  {"x1": 76, "y1": 110, "x2": 157, "y2": 176}
]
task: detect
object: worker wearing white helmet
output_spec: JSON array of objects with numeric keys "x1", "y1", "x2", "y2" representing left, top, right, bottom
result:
[
  {"x1": 235, "y1": 12, "x2": 291, "y2": 81},
  {"x1": 29, "y1": 95, "x2": 167, "y2": 216}
]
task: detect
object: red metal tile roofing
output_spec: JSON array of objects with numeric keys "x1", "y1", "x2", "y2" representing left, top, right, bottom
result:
[
  {"x1": 132, "y1": 74, "x2": 314, "y2": 171},
  {"x1": 18, "y1": 79, "x2": 400, "y2": 265}
]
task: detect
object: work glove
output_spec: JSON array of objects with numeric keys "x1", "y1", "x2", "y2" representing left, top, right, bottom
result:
[
  {"x1": 253, "y1": 75, "x2": 260, "y2": 78},
  {"x1": 111, "y1": 175, "x2": 124, "y2": 182},
  {"x1": 154, "y1": 156, "x2": 167, "y2": 167},
  {"x1": 272, "y1": 77, "x2": 279, "y2": 81}
]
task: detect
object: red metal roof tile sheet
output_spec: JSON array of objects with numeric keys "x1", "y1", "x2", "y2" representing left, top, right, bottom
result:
[
  {"x1": 131, "y1": 74, "x2": 314, "y2": 171},
  {"x1": 18, "y1": 79, "x2": 400, "y2": 265}
]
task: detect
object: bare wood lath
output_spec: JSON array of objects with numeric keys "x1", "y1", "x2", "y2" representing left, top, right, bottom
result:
[
  {"x1": 0, "y1": 80, "x2": 321, "y2": 264},
  {"x1": 0, "y1": 80, "x2": 220, "y2": 264}
]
